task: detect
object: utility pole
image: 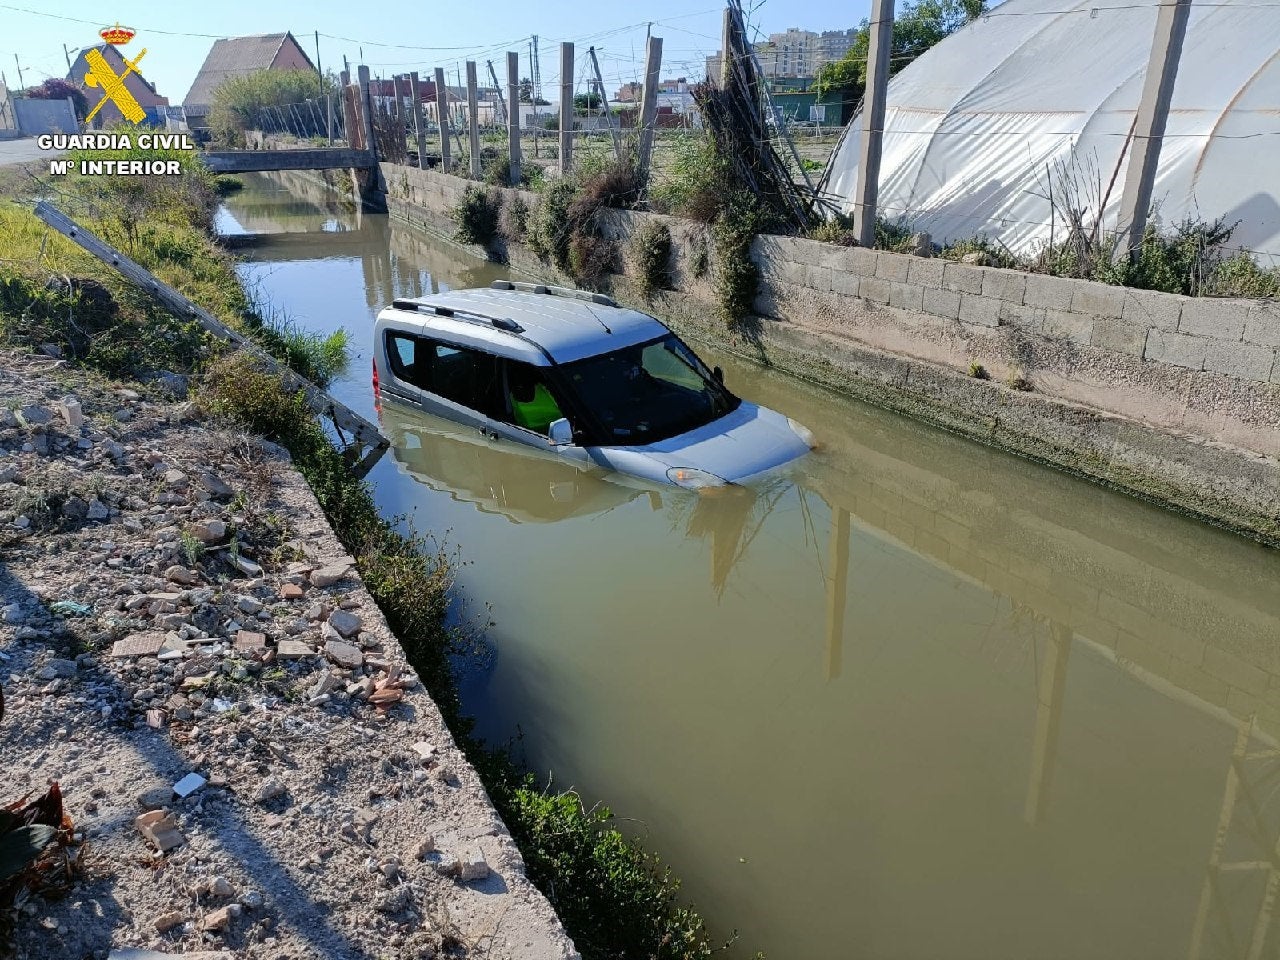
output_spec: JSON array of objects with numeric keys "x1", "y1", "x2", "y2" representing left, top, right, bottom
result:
[
  {"x1": 588, "y1": 46, "x2": 621, "y2": 161},
  {"x1": 13, "y1": 55, "x2": 25, "y2": 93},
  {"x1": 314, "y1": 31, "x2": 323, "y2": 97},
  {"x1": 852, "y1": 0, "x2": 894, "y2": 248},
  {"x1": 62, "y1": 44, "x2": 72, "y2": 72},
  {"x1": 506, "y1": 50, "x2": 522, "y2": 186},
  {"x1": 558, "y1": 42, "x2": 573, "y2": 177},
  {"x1": 636, "y1": 36, "x2": 663, "y2": 185},
  {"x1": 1115, "y1": 0, "x2": 1193, "y2": 257},
  {"x1": 466, "y1": 61, "x2": 482, "y2": 178}
]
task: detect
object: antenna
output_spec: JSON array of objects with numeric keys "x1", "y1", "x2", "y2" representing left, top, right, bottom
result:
[{"x1": 584, "y1": 303, "x2": 612, "y2": 335}]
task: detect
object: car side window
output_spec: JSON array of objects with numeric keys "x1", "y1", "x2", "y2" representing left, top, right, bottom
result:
[
  {"x1": 502, "y1": 360, "x2": 566, "y2": 436},
  {"x1": 385, "y1": 332, "x2": 429, "y2": 389},
  {"x1": 424, "y1": 340, "x2": 503, "y2": 418}
]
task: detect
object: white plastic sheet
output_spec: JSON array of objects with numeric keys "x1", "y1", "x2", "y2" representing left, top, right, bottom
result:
[{"x1": 824, "y1": 0, "x2": 1280, "y2": 260}]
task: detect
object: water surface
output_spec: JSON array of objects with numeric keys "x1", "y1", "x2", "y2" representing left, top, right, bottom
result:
[{"x1": 221, "y1": 172, "x2": 1280, "y2": 960}]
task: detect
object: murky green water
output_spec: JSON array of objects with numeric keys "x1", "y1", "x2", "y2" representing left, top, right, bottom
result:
[{"x1": 220, "y1": 172, "x2": 1280, "y2": 960}]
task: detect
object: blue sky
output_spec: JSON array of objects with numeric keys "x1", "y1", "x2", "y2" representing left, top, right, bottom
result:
[{"x1": 0, "y1": 0, "x2": 872, "y2": 104}]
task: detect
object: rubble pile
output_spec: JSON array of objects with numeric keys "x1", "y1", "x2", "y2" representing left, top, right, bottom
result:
[{"x1": 0, "y1": 352, "x2": 575, "y2": 960}]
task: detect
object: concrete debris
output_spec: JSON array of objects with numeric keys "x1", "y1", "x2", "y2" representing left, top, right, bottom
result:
[
  {"x1": 324, "y1": 639, "x2": 363, "y2": 669},
  {"x1": 173, "y1": 773, "x2": 206, "y2": 798},
  {"x1": 309, "y1": 563, "x2": 350, "y2": 588},
  {"x1": 151, "y1": 911, "x2": 184, "y2": 933},
  {"x1": 112, "y1": 632, "x2": 166, "y2": 657},
  {"x1": 457, "y1": 846, "x2": 490, "y2": 882},
  {"x1": 327, "y1": 609, "x2": 363, "y2": 637},
  {"x1": 253, "y1": 777, "x2": 286, "y2": 804},
  {"x1": 135, "y1": 810, "x2": 184, "y2": 853}
]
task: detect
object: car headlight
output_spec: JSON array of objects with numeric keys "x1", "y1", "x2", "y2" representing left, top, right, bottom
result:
[
  {"x1": 787, "y1": 417, "x2": 818, "y2": 448},
  {"x1": 665, "y1": 467, "x2": 728, "y2": 489}
]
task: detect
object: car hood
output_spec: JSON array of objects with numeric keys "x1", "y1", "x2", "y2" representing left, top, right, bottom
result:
[{"x1": 608, "y1": 401, "x2": 811, "y2": 483}]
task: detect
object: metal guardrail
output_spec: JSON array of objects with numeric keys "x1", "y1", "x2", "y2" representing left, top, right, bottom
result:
[{"x1": 33, "y1": 200, "x2": 388, "y2": 462}]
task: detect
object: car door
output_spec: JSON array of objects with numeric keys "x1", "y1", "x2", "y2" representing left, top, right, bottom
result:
[
  {"x1": 413, "y1": 337, "x2": 507, "y2": 437},
  {"x1": 488, "y1": 358, "x2": 593, "y2": 464}
]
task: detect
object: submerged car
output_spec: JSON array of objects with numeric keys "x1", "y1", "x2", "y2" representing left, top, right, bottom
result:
[{"x1": 371, "y1": 281, "x2": 815, "y2": 489}]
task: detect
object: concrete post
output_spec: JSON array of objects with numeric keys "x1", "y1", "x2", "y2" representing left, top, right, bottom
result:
[
  {"x1": 356, "y1": 65, "x2": 377, "y2": 162},
  {"x1": 408, "y1": 71, "x2": 428, "y2": 169},
  {"x1": 466, "y1": 61, "x2": 482, "y2": 178},
  {"x1": 719, "y1": 8, "x2": 734, "y2": 89},
  {"x1": 853, "y1": 0, "x2": 893, "y2": 247},
  {"x1": 506, "y1": 51, "x2": 522, "y2": 186},
  {"x1": 434, "y1": 67, "x2": 451, "y2": 171},
  {"x1": 1115, "y1": 0, "x2": 1192, "y2": 256},
  {"x1": 636, "y1": 36, "x2": 663, "y2": 183},
  {"x1": 559, "y1": 42, "x2": 574, "y2": 177}
]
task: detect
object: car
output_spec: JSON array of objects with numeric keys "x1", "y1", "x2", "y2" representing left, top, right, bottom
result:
[{"x1": 371, "y1": 281, "x2": 815, "y2": 489}]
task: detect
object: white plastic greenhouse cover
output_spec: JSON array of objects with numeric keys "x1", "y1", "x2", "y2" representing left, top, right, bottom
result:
[{"x1": 823, "y1": 0, "x2": 1280, "y2": 260}]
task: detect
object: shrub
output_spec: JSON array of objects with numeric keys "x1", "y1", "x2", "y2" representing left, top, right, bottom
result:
[
  {"x1": 452, "y1": 185, "x2": 500, "y2": 248},
  {"x1": 632, "y1": 220, "x2": 672, "y2": 297},
  {"x1": 712, "y1": 194, "x2": 770, "y2": 324},
  {"x1": 968, "y1": 362, "x2": 989, "y2": 380},
  {"x1": 526, "y1": 178, "x2": 578, "y2": 274},
  {"x1": 498, "y1": 193, "x2": 529, "y2": 244},
  {"x1": 207, "y1": 68, "x2": 338, "y2": 147}
]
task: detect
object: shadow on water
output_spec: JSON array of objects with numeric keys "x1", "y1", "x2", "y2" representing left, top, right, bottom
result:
[{"x1": 221, "y1": 171, "x2": 1280, "y2": 960}]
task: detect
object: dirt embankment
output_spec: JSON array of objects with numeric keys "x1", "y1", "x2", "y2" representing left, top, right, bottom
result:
[{"x1": 0, "y1": 350, "x2": 577, "y2": 960}]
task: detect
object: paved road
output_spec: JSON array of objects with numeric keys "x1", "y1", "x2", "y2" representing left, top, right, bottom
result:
[{"x1": 0, "y1": 136, "x2": 63, "y2": 167}]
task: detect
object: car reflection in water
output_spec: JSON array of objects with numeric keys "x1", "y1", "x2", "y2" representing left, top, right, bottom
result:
[{"x1": 377, "y1": 399, "x2": 800, "y2": 598}]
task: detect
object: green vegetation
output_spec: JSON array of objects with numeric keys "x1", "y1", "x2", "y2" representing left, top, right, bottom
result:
[
  {"x1": 632, "y1": 220, "x2": 673, "y2": 297},
  {"x1": 452, "y1": 184, "x2": 501, "y2": 248},
  {"x1": 968, "y1": 361, "x2": 989, "y2": 380},
  {"x1": 207, "y1": 68, "x2": 338, "y2": 147},
  {"x1": 814, "y1": 0, "x2": 987, "y2": 110},
  {"x1": 522, "y1": 156, "x2": 642, "y2": 288}
]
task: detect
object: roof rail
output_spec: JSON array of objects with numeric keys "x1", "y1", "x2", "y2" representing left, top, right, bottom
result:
[
  {"x1": 389, "y1": 298, "x2": 525, "y2": 334},
  {"x1": 489, "y1": 279, "x2": 617, "y2": 308}
]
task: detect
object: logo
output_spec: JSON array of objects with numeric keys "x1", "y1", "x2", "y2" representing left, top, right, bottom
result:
[{"x1": 83, "y1": 24, "x2": 147, "y2": 125}]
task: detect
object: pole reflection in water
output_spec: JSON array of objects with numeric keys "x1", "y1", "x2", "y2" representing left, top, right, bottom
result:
[{"x1": 222, "y1": 171, "x2": 1280, "y2": 960}]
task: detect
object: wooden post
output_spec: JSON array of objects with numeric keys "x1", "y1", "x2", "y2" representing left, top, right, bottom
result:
[
  {"x1": 506, "y1": 51, "x2": 522, "y2": 186},
  {"x1": 409, "y1": 71, "x2": 428, "y2": 170},
  {"x1": 1116, "y1": 0, "x2": 1192, "y2": 256},
  {"x1": 434, "y1": 66, "x2": 451, "y2": 171},
  {"x1": 636, "y1": 36, "x2": 663, "y2": 183},
  {"x1": 852, "y1": 0, "x2": 893, "y2": 247},
  {"x1": 559, "y1": 42, "x2": 574, "y2": 177},
  {"x1": 466, "y1": 61, "x2": 482, "y2": 178},
  {"x1": 356, "y1": 65, "x2": 377, "y2": 164}
]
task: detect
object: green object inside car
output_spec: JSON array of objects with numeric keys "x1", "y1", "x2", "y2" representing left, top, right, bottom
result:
[{"x1": 511, "y1": 382, "x2": 563, "y2": 435}]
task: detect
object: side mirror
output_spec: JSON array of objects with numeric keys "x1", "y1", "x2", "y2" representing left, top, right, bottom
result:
[
  {"x1": 712, "y1": 365, "x2": 724, "y2": 384},
  {"x1": 548, "y1": 418, "x2": 574, "y2": 446}
]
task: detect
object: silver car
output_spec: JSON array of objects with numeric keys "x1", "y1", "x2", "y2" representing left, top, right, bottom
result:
[{"x1": 371, "y1": 281, "x2": 815, "y2": 489}]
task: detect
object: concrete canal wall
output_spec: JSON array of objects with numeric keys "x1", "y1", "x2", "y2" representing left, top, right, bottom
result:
[{"x1": 377, "y1": 163, "x2": 1280, "y2": 546}]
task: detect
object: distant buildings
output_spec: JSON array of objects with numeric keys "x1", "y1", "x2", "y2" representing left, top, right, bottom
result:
[{"x1": 705, "y1": 26, "x2": 859, "y2": 81}]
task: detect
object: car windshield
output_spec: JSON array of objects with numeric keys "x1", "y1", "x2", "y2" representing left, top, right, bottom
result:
[{"x1": 559, "y1": 334, "x2": 740, "y2": 445}]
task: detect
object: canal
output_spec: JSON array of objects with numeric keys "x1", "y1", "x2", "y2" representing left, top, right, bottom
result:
[{"x1": 219, "y1": 172, "x2": 1280, "y2": 960}]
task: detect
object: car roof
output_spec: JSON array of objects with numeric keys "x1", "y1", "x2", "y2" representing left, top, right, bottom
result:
[{"x1": 378, "y1": 282, "x2": 671, "y2": 364}]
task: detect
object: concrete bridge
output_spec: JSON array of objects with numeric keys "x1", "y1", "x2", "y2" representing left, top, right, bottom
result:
[{"x1": 203, "y1": 148, "x2": 375, "y2": 174}]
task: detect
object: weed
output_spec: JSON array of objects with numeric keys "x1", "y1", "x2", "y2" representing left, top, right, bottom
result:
[
  {"x1": 452, "y1": 185, "x2": 500, "y2": 248},
  {"x1": 968, "y1": 362, "x2": 989, "y2": 380},
  {"x1": 498, "y1": 193, "x2": 529, "y2": 244},
  {"x1": 689, "y1": 236, "x2": 710, "y2": 280},
  {"x1": 631, "y1": 220, "x2": 672, "y2": 297},
  {"x1": 1006, "y1": 370, "x2": 1033, "y2": 391},
  {"x1": 179, "y1": 531, "x2": 203, "y2": 568}
]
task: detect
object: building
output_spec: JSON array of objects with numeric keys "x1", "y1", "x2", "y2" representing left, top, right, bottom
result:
[
  {"x1": 708, "y1": 25, "x2": 859, "y2": 82},
  {"x1": 182, "y1": 32, "x2": 315, "y2": 134},
  {"x1": 615, "y1": 82, "x2": 642, "y2": 102},
  {"x1": 658, "y1": 77, "x2": 689, "y2": 94},
  {"x1": 67, "y1": 44, "x2": 169, "y2": 127}
]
